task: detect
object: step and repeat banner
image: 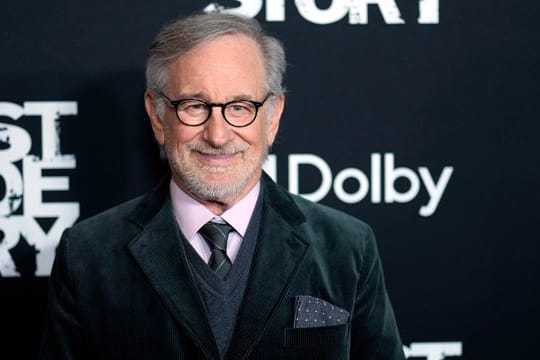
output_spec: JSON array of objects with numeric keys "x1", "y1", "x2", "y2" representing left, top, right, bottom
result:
[{"x1": 1, "y1": 1, "x2": 538, "y2": 359}]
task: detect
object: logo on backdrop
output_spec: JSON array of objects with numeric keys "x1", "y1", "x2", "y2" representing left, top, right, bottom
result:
[
  {"x1": 264, "y1": 153, "x2": 454, "y2": 217},
  {"x1": 204, "y1": 0, "x2": 439, "y2": 24},
  {"x1": 0, "y1": 101, "x2": 79, "y2": 277}
]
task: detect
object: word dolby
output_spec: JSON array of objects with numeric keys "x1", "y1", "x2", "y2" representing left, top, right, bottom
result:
[
  {"x1": 204, "y1": 0, "x2": 439, "y2": 24},
  {"x1": 263, "y1": 153, "x2": 454, "y2": 217}
]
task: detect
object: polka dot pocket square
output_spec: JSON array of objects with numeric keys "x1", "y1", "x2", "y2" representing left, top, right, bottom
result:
[{"x1": 293, "y1": 295, "x2": 350, "y2": 328}]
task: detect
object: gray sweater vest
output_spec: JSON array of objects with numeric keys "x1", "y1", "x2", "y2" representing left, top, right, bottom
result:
[{"x1": 181, "y1": 191, "x2": 262, "y2": 359}]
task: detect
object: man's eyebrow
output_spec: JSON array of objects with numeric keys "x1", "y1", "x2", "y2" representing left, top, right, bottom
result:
[
  {"x1": 172, "y1": 92, "x2": 207, "y2": 100},
  {"x1": 173, "y1": 93, "x2": 260, "y2": 102}
]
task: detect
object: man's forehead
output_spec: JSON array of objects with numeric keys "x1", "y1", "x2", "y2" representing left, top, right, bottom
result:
[{"x1": 165, "y1": 33, "x2": 266, "y2": 97}]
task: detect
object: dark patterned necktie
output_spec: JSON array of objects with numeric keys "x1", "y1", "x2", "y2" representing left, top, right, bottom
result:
[{"x1": 199, "y1": 221, "x2": 233, "y2": 279}]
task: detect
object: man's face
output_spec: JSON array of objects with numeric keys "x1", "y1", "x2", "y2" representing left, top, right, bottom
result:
[{"x1": 146, "y1": 34, "x2": 283, "y2": 208}]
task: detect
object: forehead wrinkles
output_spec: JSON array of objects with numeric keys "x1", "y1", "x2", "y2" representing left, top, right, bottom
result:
[{"x1": 165, "y1": 35, "x2": 267, "y2": 97}]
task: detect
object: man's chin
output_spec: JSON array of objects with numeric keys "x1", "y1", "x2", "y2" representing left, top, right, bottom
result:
[{"x1": 193, "y1": 182, "x2": 242, "y2": 203}]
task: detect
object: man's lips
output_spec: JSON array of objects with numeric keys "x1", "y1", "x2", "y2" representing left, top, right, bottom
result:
[{"x1": 195, "y1": 151, "x2": 238, "y2": 165}]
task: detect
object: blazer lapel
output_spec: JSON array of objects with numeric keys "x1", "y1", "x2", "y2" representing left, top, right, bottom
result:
[
  {"x1": 226, "y1": 175, "x2": 309, "y2": 360},
  {"x1": 127, "y1": 194, "x2": 220, "y2": 360}
]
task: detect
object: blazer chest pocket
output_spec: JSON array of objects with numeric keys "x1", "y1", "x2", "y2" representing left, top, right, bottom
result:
[{"x1": 284, "y1": 324, "x2": 348, "y2": 347}]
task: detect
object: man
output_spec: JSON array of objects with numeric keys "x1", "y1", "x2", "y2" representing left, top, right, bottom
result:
[{"x1": 41, "y1": 12, "x2": 405, "y2": 360}]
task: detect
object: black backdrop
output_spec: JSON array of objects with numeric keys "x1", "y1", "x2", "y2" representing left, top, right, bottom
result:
[{"x1": 1, "y1": 1, "x2": 539, "y2": 359}]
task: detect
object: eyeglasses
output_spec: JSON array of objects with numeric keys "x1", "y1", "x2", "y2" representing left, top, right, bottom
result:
[{"x1": 158, "y1": 91, "x2": 272, "y2": 127}]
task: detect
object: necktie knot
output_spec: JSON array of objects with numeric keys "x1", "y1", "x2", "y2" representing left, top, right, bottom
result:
[{"x1": 199, "y1": 221, "x2": 234, "y2": 278}]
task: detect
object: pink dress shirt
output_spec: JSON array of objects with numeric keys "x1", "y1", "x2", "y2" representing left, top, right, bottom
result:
[{"x1": 170, "y1": 180, "x2": 260, "y2": 264}]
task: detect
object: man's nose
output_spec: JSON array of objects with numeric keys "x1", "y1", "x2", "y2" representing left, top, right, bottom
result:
[{"x1": 202, "y1": 107, "x2": 233, "y2": 146}]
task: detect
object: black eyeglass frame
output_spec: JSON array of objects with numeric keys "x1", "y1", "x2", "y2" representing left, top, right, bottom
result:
[{"x1": 158, "y1": 91, "x2": 273, "y2": 128}]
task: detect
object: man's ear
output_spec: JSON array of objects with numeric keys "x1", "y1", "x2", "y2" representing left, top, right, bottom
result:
[
  {"x1": 266, "y1": 94, "x2": 285, "y2": 146},
  {"x1": 144, "y1": 90, "x2": 165, "y2": 145}
]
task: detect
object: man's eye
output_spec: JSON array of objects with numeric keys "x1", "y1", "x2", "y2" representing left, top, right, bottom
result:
[
  {"x1": 227, "y1": 102, "x2": 254, "y2": 115},
  {"x1": 231, "y1": 104, "x2": 248, "y2": 111},
  {"x1": 180, "y1": 102, "x2": 207, "y2": 114}
]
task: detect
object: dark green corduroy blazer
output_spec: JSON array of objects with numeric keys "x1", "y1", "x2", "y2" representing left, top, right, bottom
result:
[{"x1": 40, "y1": 173, "x2": 405, "y2": 360}]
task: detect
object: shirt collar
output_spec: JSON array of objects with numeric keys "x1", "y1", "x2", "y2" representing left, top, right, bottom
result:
[{"x1": 170, "y1": 180, "x2": 261, "y2": 242}]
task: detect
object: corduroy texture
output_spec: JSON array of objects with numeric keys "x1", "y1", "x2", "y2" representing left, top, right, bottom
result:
[{"x1": 40, "y1": 173, "x2": 405, "y2": 360}]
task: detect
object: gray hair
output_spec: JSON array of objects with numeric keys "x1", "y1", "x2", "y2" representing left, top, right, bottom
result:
[{"x1": 146, "y1": 13, "x2": 286, "y2": 118}]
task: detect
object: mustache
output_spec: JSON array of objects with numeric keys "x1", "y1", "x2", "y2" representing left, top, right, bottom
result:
[{"x1": 188, "y1": 142, "x2": 249, "y2": 155}]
